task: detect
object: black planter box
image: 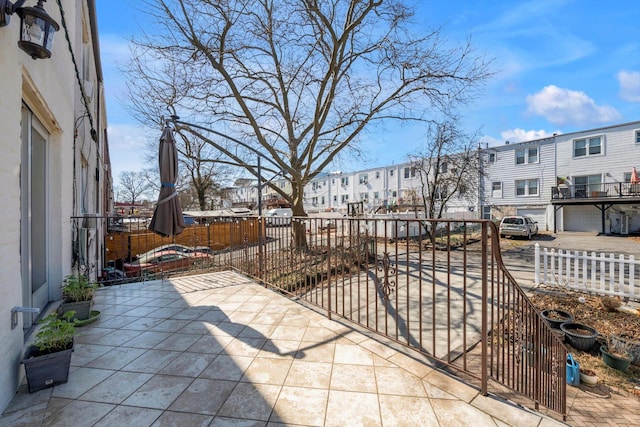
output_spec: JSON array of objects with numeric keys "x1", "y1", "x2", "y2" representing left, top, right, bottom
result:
[{"x1": 23, "y1": 345, "x2": 73, "y2": 393}]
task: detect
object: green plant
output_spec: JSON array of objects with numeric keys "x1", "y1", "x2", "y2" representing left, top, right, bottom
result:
[
  {"x1": 33, "y1": 312, "x2": 76, "y2": 356},
  {"x1": 62, "y1": 274, "x2": 97, "y2": 302}
]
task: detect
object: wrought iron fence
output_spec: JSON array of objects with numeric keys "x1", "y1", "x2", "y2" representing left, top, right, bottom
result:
[{"x1": 83, "y1": 215, "x2": 567, "y2": 419}]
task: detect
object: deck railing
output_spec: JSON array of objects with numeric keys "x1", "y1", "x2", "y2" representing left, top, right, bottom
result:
[
  {"x1": 84, "y1": 215, "x2": 567, "y2": 420},
  {"x1": 552, "y1": 182, "x2": 640, "y2": 200}
]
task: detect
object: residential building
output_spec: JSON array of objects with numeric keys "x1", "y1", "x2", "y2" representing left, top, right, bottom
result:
[
  {"x1": 0, "y1": 0, "x2": 111, "y2": 412},
  {"x1": 484, "y1": 121, "x2": 640, "y2": 233},
  {"x1": 224, "y1": 121, "x2": 640, "y2": 234}
]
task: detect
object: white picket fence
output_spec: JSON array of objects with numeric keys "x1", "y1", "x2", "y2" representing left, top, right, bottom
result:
[{"x1": 534, "y1": 243, "x2": 639, "y2": 301}]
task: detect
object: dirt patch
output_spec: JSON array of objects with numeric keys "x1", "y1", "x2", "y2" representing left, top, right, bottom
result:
[{"x1": 528, "y1": 287, "x2": 640, "y2": 392}]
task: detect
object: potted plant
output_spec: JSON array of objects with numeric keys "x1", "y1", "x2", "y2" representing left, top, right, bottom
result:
[
  {"x1": 22, "y1": 312, "x2": 76, "y2": 393},
  {"x1": 579, "y1": 368, "x2": 598, "y2": 386},
  {"x1": 601, "y1": 335, "x2": 633, "y2": 372},
  {"x1": 57, "y1": 274, "x2": 97, "y2": 321},
  {"x1": 540, "y1": 309, "x2": 574, "y2": 329},
  {"x1": 560, "y1": 322, "x2": 598, "y2": 351},
  {"x1": 610, "y1": 334, "x2": 640, "y2": 366}
]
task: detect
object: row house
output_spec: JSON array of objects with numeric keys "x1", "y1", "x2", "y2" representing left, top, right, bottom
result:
[
  {"x1": 0, "y1": 0, "x2": 112, "y2": 412},
  {"x1": 225, "y1": 121, "x2": 640, "y2": 234},
  {"x1": 484, "y1": 121, "x2": 640, "y2": 234}
]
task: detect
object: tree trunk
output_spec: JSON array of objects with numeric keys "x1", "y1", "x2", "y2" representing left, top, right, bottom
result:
[{"x1": 291, "y1": 196, "x2": 308, "y2": 252}]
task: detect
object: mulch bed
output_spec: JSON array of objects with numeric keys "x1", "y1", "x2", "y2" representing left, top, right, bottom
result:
[{"x1": 528, "y1": 286, "x2": 640, "y2": 393}]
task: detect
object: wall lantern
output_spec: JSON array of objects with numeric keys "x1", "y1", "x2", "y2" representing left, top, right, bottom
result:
[{"x1": 0, "y1": 0, "x2": 59, "y2": 59}]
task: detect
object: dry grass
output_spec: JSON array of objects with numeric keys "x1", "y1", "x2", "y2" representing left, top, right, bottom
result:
[{"x1": 528, "y1": 286, "x2": 640, "y2": 392}]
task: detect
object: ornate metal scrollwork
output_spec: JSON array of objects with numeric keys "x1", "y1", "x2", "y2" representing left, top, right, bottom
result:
[{"x1": 377, "y1": 252, "x2": 396, "y2": 301}]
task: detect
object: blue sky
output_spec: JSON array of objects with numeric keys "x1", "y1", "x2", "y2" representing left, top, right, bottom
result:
[{"x1": 97, "y1": 0, "x2": 640, "y2": 181}]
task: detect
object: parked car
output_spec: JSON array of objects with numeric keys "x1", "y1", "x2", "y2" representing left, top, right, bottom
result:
[
  {"x1": 264, "y1": 208, "x2": 293, "y2": 226},
  {"x1": 124, "y1": 250, "x2": 211, "y2": 277},
  {"x1": 499, "y1": 216, "x2": 538, "y2": 239},
  {"x1": 136, "y1": 244, "x2": 212, "y2": 263}
]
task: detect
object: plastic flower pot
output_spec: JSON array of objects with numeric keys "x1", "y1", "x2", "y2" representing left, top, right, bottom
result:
[
  {"x1": 540, "y1": 309, "x2": 574, "y2": 329},
  {"x1": 601, "y1": 345, "x2": 631, "y2": 372},
  {"x1": 560, "y1": 323, "x2": 598, "y2": 351},
  {"x1": 579, "y1": 369, "x2": 598, "y2": 386}
]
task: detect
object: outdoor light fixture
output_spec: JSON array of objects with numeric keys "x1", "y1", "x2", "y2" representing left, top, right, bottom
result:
[{"x1": 0, "y1": 0, "x2": 59, "y2": 59}]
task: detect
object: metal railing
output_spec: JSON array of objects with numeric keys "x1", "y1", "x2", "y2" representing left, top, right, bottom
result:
[
  {"x1": 90, "y1": 215, "x2": 567, "y2": 419},
  {"x1": 552, "y1": 182, "x2": 640, "y2": 200}
]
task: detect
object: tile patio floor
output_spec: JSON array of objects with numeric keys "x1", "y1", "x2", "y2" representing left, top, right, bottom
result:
[{"x1": 1, "y1": 271, "x2": 568, "y2": 426}]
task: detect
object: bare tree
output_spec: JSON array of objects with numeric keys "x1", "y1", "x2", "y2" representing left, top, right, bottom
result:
[
  {"x1": 173, "y1": 132, "x2": 232, "y2": 211},
  {"x1": 409, "y1": 118, "x2": 486, "y2": 243},
  {"x1": 117, "y1": 171, "x2": 153, "y2": 208},
  {"x1": 126, "y1": 0, "x2": 492, "y2": 249}
]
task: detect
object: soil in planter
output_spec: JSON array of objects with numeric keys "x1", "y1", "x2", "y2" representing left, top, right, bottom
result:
[{"x1": 546, "y1": 310, "x2": 570, "y2": 320}]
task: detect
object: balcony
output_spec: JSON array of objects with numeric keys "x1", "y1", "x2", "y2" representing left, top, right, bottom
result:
[{"x1": 551, "y1": 182, "x2": 640, "y2": 204}]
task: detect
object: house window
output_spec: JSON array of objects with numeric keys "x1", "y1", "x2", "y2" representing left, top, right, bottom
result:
[
  {"x1": 574, "y1": 174, "x2": 602, "y2": 196},
  {"x1": 404, "y1": 167, "x2": 416, "y2": 178},
  {"x1": 635, "y1": 130, "x2": 640, "y2": 144},
  {"x1": 488, "y1": 153, "x2": 496, "y2": 163},
  {"x1": 359, "y1": 174, "x2": 368, "y2": 184},
  {"x1": 389, "y1": 169, "x2": 394, "y2": 177},
  {"x1": 515, "y1": 179, "x2": 538, "y2": 196},
  {"x1": 515, "y1": 146, "x2": 538, "y2": 164},
  {"x1": 375, "y1": 171, "x2": 380, "y2": 179},
  {"x1": 341, "y1": 177, "x2": 349, "y2": 186},
  {"x1": 333, "y1": 195, "x2": 337, "y2": 202},
  {"x1": 341, "y1": 195, "x2": 349, "y2": 203},
  {"x1": 391, "y1": 191, "x2": 397, "y2": 197},
  {"x1": 321, "y1": 196, "x2": 325, "y2": 205},
  {"x1": 440, "y1": 162, "x2": 448, "y2": 173},
  {"x1": 491, "y1": 181, "x2": 502, "y2": 198},
  {"x1": 359, "y1": 192, "x2": 368, "y2": 201},
  {"x1": 482, "y1": 205, "x2": 492, "y2": 220},
  {"x1": 574, "y1": 136, "x2": 602, "y2": 157},
  {"x1": 374, "y1": 191, "x2": 379, "y2": 199}
]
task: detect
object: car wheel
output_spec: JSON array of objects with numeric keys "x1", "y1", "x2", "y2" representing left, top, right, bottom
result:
[{"x1": 500, "y1": 234, "x2": 505, "y2": 238}]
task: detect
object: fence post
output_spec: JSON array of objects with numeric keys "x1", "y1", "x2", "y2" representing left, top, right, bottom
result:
[
  {"x1": 630, "y1": 255, "x2": 636, "y2": 299},
  {"x1": 534, "y1": 243, "x2": 540, "y2": 285},
  {"x1": 326, "y1": 224, "x2": 332, "y2": 320}
]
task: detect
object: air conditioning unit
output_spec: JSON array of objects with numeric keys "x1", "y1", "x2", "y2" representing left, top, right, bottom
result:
[{"x1": 621, "y1": 214, "x2": 629, "y2": 235}]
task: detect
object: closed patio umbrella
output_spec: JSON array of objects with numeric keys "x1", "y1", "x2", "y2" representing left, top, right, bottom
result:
[
  {"x1": 149, "y1": 124, "x2": 185, "y2": 237},
  {"x1": 631, "y1": 167, "x2": 639, "y2": 184}
]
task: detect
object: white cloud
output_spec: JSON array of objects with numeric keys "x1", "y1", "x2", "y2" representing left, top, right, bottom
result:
[
  {"x1": 617, "y1": 70, "x2": 640, "y2": 102},
  {"x1": 481, "y1": 128, "x2": 559, "y2": 147},
  {"x1": 106, "y1": 123, "x2": 155, "y2": 178},
  {"x1": 500, "y1": 128, "x2": 556, "y2": 143},
  {"x1": 525, "y1": 85, "x2": 621, "y2": 126}
]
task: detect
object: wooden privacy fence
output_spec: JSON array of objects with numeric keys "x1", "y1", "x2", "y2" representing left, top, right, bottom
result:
[
  {"x1": 106, "y1": 218, "x2": 261, "y2": 261},
  {"x1": 534, "y1": 243, "x2": 639, "y2": 301}
]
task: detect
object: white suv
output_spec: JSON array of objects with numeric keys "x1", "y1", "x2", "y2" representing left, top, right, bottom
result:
[{"x1": 499, "y1": 216, "x2": 538, "y2": 240}]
